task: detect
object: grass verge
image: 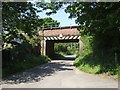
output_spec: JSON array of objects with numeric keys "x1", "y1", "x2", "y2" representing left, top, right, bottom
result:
[
  {"x1": 74, "y1": 35, "x2": 119, "y2": 79},
  {"x1": 2, "y1": 55, "x2": 51, "y2": 78}
]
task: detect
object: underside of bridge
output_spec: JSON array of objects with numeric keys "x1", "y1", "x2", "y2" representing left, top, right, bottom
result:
[
  {"x1": 40, "y1": 38, "x2": 83, "y2": 58},
  {"x1": 46, "y1": 39, "x2": 79, "y2": 58},
  {"x1": 39, "y1": 26, "x2": 84, "y2": 58}
]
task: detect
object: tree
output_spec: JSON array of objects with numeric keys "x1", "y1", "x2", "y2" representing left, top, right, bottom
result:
[
  {"x1": 36, "y1": 2, "x2": 120, "y2": 69},
  {"x1": 2, "y1": 2, "x2": 39, "y2": 48},
  {"x1": 36, "y1": 2, "x2": 63, "y2": 15},
  {"x1": 64, "y1": 2, "x2": 120, "y2": 74},
  {"x1": 2, "y1": 2, "x2": 60, "y2": 67},
  {"x1": 2, "y1": 2, "x2": 60, "y2": 49},
  {"x1": 40, "y1": 17, "x2": 60, "y2": 28},
  {"x1": 65, "y1": 2, "x2": 120, "y2": 51},
  {"x1": 37, "y1": 2, "x2": 120, "y2": 52},
  {"x1": 42, "y1": 18, "x2": 60, "y2": 28}
]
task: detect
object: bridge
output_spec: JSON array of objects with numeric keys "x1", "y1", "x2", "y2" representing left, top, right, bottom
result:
[{"x1": 39, "y1": 26, "x2": 84, "y2": 57}]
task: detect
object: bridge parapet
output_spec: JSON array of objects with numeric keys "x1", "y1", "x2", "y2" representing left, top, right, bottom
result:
[
  {"x1": 39, "y1": 26, "x2": 80, "y2": 40},
  {"x1": 39, "y1": 26, "x2": 80, "y2": 37},
  {"x1": 39, "y1": 26, "x2": 82, "y2": 56}
]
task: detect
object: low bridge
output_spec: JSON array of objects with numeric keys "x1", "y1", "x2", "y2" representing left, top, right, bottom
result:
[{"x1": 39, "y1": 26, "x2": 83, "y2": 57}]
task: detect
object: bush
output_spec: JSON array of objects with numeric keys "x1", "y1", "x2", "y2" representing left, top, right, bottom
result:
[
  {"x1": 2, "y1": 55, "x2": 51, "y2": 78},
  {"x1": 74, "y1": 54, "x2": 101, "y2": 74},
  {"x1": 54, "y1": 43, "x2": 79, "y2": 56},
  {"x1": 74, "y1": 35, "x2": 119, "y2": 78},
  {"x1": 2, "y1": 43, "x2": 31, "y2": 68}
]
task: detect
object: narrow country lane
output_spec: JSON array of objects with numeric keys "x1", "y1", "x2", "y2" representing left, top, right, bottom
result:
[{"x1": 2, "y1": 55, "x2": 118, "y2": 88}]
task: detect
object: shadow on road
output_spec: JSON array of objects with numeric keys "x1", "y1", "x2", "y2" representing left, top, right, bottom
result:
[
  {"x1": 52, "y1": 54, "x2": 77, "y2": 60},
  {"x1": 64, "y1": 55, "x2": 77, "y2": 60},
  {"x1": 3, "y1": 56, "x2": 75, "y2": 84}
]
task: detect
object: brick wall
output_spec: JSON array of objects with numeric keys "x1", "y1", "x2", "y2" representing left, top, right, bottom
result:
[{"x1": 39, "y1": 27, "x2": 79, "y2": 36}]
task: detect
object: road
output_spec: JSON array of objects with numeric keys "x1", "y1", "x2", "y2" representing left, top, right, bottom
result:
[{"x1": 2, "y1": 55, "x2": 118, "y2": 88}]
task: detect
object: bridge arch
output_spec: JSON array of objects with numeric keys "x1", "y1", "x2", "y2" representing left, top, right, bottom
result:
[{"x1": 39, "y1": 26, "x2": 84, "y2": 58}]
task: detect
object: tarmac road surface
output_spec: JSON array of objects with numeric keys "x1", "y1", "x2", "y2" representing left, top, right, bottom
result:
[{"x1": 2, "y1": 55, "x2": 118, "y2": 88}]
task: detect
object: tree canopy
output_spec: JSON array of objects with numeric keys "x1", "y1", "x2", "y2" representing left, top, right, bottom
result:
[
  {"x1": 37, "y1": 2, "x2": 120, "y2": 52},
  {"x1": 2, "y1": 2, "x2": 60, "y2": 75},
  {"x1": 2, "y1": 2, "x2": 60, "y2": 49},
  {"x1": 2, "y1": 2, "x2": 38, "y2": 47},
  {"x1": 2, "y1": 2, "x2": 120, "y2": 77},
  {"x1": 65, "y1": 2, "x2": 120, "y2": 51},
  {"x1": 40, "y1": 17, "x2": 60, "y2": 28}
]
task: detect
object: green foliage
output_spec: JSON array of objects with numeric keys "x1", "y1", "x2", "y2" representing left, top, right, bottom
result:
[
  {"x1": 74, "y1": 53, "x2": 101, "y2": 74},
  {"x1": 3, "y1": 2, "x2": 120, "y2": 78},
  {"x1": 2, "y1": 2, "x2": 39, "y2": 47},
  {"x1": 65, "y1": 2, "x2": 120, "y2": 54},
  {"x1": 36, "y1": 2, "x2": 63, "y2": 15},
  {"x1": 2, "y1": 2, "x2": 60, "y2": 48},
  {"x1": 54, "y1": 43, "x2": 67, "y2": 53},
  {"x1": 40, "y1": 2, "x2": 120, "y2": 77},
  {"x1": 2, "y1": 2, "x2": 60, "y2": 78},
  {"x1": 40, "y1": 17, "x2": 60, "y2": 28},
  {"x1": 38, "y1": 2, "x2": 120, "y2": 55},
  {"x1": 118, "y1": 66, "x2": 120, "y2": 79},
  {"x1": 3, "y1": 55, "x2": 51, "y2": 78},
  {"x1": 54, "y1": 43, "x2": 79, "y2": 56},
  {"x1": 74, "y1": 35, "x2": 119, "y2": 78},
  {"x1": 74, "y1": 35, "x2": 99, "y2": 74},
  {"x1": 80, "y1": 35, "x2": 93, "y2": 55}
]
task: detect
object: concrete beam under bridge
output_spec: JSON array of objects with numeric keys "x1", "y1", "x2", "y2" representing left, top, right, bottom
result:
[{"x1": 49, "y1": 39, "x2": 79, "y2": 43}]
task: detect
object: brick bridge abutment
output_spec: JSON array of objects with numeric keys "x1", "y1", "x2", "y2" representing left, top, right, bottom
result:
[{"x1": 39, "y1": 26, "x2": 84, "y2": 57}]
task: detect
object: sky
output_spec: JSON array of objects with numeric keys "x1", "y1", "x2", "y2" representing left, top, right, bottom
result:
[{"x1": 37, "y1": 8, "x2": 78, "y2": 27}]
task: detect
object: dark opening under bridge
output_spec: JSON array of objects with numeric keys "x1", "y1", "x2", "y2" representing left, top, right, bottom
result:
[{"x1": 39, "y1": 26, "x2": 83, "y2": 57}]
